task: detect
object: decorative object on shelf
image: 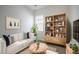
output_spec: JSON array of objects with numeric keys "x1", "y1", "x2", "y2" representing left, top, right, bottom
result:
[
  {"x1": 6, "y1": 16, "x2": 20, "y2": 29},
  {"x1": 55, "y1": 19, "x2": 58, "y2": 21},
  {"x1": 47, "y1": 23, "x2": 50, "y2": 27},
  {"x1": 46, "y1": 17, "x2": 51, "y2": 22},
  {"x1": 56, "y1": 34, "x2": 58, "y2": 37},
  {"x1": 49, "y1": 17, "x2": 51, "y2": 22},
  {"x1": 62, "y1": 21, "x2": 64, "y2": 26}
]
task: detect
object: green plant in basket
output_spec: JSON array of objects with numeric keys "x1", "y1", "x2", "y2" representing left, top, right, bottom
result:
[{"x1": 70, "y1": 44, "x2": 78, "y2": 53}]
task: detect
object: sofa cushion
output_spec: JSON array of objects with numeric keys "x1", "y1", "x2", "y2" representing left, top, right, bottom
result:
[
  {"x1": 13, "y1": 33, "x2": 23, "y2": 42},
  {"x1": 29, "y1": 32, "x2": 34, "y2": 40},
  {"x1": 13, "y1": 34, "x2": 19, "y2": 41},
  {"x1": 7, "y1": 39, "x2": 34, "y2": 54},
  {"x1": 7, "y1": 41, "x2": 23, "y2": 53},
  {"x1": 18, "y1": 33, "x2": 23, "y2": 40}
]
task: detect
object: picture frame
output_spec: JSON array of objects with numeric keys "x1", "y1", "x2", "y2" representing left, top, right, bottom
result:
[{"x1": 6, "y1": 16, "x2": 21, "y2": 29}]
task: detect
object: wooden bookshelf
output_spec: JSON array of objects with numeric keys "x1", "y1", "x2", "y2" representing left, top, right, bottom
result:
[{"x1": 45, "y1": 14, "x2": 67, "y2": 46}]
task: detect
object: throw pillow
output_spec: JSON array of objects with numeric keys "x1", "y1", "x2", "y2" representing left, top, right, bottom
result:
[
  {"x1": 27, "y1": 32, "x2": 30, "y2": 39},
  {"x1": 24, "y1": 32, "x2": 30, "y2": 39},
  {"x1": 3, "y1": 35, "x2": 10, "y2": 46},
  {"x1": 9, "y1": 35, "x2": 14, "y2": 44}
]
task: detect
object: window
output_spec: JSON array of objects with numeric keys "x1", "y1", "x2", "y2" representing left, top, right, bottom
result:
[{"x1": 35, "y1": 15, "x2": 44, "y2": 31}]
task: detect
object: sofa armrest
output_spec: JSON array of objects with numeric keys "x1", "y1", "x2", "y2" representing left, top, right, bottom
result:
[{"x1": 0, "y1": 38, "x2": 7, "y2": 54}]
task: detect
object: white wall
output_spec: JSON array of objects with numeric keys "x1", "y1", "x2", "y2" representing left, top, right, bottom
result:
[
  {"x1": 0, "y1": 6, "x2": 34, "y2": 37},
  {"x1": 34, "y1": 5, "x2": 69, "y2": 41}
]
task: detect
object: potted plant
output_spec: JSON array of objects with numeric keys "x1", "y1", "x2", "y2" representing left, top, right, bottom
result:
[
  {"x1": 31, "y1": 24, "x2": 41, "y2": 52},
  {"x1": 31, "y1": 24, "x2": 39, "y2": 42},
  {"x1": 70, "y1": 44, "x2": 78, "y2": 53}
]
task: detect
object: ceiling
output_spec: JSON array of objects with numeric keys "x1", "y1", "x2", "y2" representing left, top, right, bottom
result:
[{"x1": 27, "y1": 5, "x2": 48, "y2": 11}]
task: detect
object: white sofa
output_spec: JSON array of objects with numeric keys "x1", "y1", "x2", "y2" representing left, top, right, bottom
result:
[{"x1": 0, "y1": 33, "x2": 34, "y2": 54}]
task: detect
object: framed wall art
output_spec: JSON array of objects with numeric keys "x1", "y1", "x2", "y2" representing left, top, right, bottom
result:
[{"x1": 6, "y1": 17, "x2": 21, "y2": 29}]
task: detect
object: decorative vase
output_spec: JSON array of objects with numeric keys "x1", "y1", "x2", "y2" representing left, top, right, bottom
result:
[{"x1": 35, "y1": 42, "x2": 40, "y2": 50}]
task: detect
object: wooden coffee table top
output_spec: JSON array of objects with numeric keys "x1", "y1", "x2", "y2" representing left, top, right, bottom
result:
[{"x1": 29, "y1": 42, "x2": 48, "y2": 54}]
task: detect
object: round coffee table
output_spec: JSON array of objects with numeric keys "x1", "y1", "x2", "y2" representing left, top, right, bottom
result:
[{"x1": 29, "y1": 42, "x2": 48, "y2": 54}]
